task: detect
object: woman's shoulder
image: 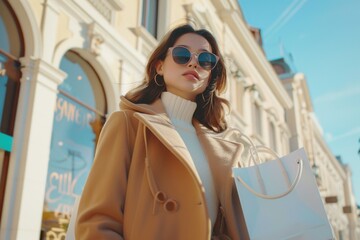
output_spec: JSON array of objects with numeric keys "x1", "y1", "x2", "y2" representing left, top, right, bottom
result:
[
  {"x1": 99, "y1": 110, "x2": 140, "y2": 145},
  {"x1": 106, "y1": 110, "x2": 139, "y2": 127}
]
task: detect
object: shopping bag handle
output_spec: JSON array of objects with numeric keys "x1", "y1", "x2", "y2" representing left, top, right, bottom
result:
[
  {"x1": 236, "y1": 158, "x2": 303, "y2": 199},
  {"x1": 250, "y1": 145, "x2": 292, "y2": 188},
  {"x1": 224, "y1": 128, "x2": 303, "y2": 199},
  {"x1": 224, "y1": 128, "x2": 290, "y2": 171}
]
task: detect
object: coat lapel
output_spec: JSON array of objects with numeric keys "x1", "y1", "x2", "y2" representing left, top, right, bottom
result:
[
  {"x1": 133, "y1": 112, "x2": 202, "y2": 181},
  {"x1": 133, "y1": 106, "x2": 245, "y2": 204}
]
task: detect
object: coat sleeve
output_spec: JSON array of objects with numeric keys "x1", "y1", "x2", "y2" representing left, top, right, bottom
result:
[{"x1": 75, "y1": 111, "x2": 133, "y2": 239}]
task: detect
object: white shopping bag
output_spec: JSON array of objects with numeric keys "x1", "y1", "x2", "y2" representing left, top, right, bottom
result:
[{"x1": 232, "y1": 142, "x2": 334, "y2": 240}]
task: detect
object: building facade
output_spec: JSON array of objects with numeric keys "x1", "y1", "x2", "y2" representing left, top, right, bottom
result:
[
  {"x1": 0, "y1": 0, "x2": 358, "y2": 239},
  {"x1": 272, "y1": 58, "x2": 360, "y2": 240}
]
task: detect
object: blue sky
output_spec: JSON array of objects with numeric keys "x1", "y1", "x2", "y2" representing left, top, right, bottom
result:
[{"x1": 238, "y1": 0, "x2": 360, "y2": 205}]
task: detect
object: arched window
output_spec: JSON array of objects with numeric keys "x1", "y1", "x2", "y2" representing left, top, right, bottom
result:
[
  {"x1": 41, "y1": 50, "x2": 107, "y2": 237},
  {"x1": 0, "y1": 0, "x2": 24, "y2": 223}
]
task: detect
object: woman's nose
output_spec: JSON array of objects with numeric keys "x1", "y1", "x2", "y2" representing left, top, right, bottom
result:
[{"x1": 187, "y1": 53, "x2": 198, "y2": 68}]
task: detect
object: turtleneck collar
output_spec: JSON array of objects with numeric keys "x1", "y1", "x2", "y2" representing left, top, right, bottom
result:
[{"x1": 161, "y1": 92, "x2": 197, "y2": 124}]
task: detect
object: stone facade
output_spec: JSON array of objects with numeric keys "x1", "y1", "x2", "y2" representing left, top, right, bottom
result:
[{"x1": 0, "y1": 0, "x2": 358, "y2": 239}]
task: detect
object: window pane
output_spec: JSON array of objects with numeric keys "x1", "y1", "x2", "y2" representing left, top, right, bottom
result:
[
  {"x1": 0, "y1": 1, "x2": 24, "y2": 57},
  {"x1": 0, "y1": 0, "x2": 23, "y2": 223},
  {"x1": 0, "y1": 53, "x2": 21, "y2": 135},
  {"x1": 141, "y1": 0, "x2": 158, "y2": 37},
  {"x1": 0, "y1": 11, "x2": 10, "y2": 52},
  {"x1": 0, "y1": 0, "x2": 22, "y2": 135},
  {"x1": 41, "y1": 51, "x2": 106, "y2": 237},
  {"x1": 0, "y1": 56, "x2": 7, "y2": 129},
  {"x1": 58, "y1": 51, "x2": 106, "y2": 113}
]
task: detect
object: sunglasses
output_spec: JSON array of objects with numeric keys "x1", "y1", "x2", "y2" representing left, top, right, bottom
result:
[{"x1": 168, "y1": 46, "x2": 219, "y2": 71}]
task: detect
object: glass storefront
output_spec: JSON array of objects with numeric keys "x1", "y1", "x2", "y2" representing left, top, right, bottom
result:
[
  {"x1": 41, "y1": 51, "x2": 107, "y2": 239},
  {"x1": 0, "y1": 0, "x2": 24, "y2": 223}
]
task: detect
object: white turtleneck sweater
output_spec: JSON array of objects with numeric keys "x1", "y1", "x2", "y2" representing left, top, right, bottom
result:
[{"x1": 161, "y1": 92, "x2": 218, "y2": 227}]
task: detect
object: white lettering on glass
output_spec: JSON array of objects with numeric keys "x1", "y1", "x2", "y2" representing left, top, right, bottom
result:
[{"x1": 55, "y1": 97, "x2": 95, "y2": 127}]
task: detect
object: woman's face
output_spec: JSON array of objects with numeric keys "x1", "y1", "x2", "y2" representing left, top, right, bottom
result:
[{"x1": 156, "y1": 33, "x2": 214, "y2": 101}]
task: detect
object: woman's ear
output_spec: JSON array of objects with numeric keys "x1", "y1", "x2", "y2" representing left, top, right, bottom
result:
[{"x1": 155, "y1": 61, "x2": 164, "y2": 75}]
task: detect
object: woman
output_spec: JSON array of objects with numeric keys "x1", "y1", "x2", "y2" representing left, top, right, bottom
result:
[{"x1": 75, "y1": 24, "x2": 248, "y2": 240}]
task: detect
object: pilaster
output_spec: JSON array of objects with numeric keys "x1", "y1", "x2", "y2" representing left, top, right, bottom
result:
[{"x1": 0, "y1": 57, "x2": 66, "y2": 240}]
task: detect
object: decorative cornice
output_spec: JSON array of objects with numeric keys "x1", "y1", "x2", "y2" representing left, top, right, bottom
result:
[
  {"x1": 19, "y1": 57, "x2": 67, "y2": 87},
  {"x1": 129, "y1": 26, "x2": 158, "y2": 56},
  {"x1": 87, "y1": 22, "x2": 146, "y2": 72},
  {"x1": 87, "y1": 0, "x2": 112, "y2": 22}
]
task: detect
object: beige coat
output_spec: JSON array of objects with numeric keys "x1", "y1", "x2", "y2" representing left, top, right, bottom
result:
[{"x1": 76, "y1": 96, "x2": 249, "y2": 240}]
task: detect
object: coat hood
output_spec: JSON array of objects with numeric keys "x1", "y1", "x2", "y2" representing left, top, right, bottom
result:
[
  {"x1": 120, "y1": 96, "x2": 166, "y2": 115},
  {"x1": 119, "y1": 95, "x2": 218, "y2": 136}
]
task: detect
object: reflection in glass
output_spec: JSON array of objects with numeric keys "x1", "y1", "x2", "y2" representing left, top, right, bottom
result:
[
  {"x1": 0, "y1": 10, "x2": 10, "y2": 52},
  {"x1": 0, "y1": 57, "x2": 7, "y2": 127},
  {"x1": 41, "y1": 51, "x2": 106, "y2": 238},
  {"x1": 0, "y1": 0, "x2": 23, "y2": 221},
  {"x1": 0, "y1": 0, "x2": 23, "y2": 135},
  {"x1": 0, "y1": 0, "x2": 24, "y2": 57},
  {"x1": 0, "y1": 53, "x2": 21, "y2": 135}
]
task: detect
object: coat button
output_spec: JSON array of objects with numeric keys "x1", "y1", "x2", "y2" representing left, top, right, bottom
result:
[
  {"x1": 164, "y1": 199, "x2": 178, "y2": 212},
  {"x1": 155, "y1": 191, "x2": 167, "y2": 203}
]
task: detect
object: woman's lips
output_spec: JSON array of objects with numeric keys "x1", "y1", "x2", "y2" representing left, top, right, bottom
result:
[{"x1": 183, "y1": 70, "x2": 199, "y2": 80}]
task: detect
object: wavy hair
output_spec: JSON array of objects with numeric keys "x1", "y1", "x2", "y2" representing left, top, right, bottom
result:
[{"x1": 125, "y1": 24, "x2": 229, "y2": 133}]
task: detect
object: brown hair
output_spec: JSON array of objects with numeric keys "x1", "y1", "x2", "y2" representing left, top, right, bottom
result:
[{"x1": 125, "y1": 24, "x2": 229, "y2": 133}]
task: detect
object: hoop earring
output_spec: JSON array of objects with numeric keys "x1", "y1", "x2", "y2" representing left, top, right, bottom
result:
[{"x1": 154, "y1": 74, "x2": 164, "y2": 87}]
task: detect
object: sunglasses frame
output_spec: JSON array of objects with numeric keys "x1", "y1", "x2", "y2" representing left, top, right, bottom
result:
[{"x1": 168, "y1": 46, "x2": 219, "y2": 71}]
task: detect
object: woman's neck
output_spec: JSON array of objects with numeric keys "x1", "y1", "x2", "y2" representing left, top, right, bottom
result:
[{"x1": 161, "y1": 92, "x2": 197, "y2": 124}]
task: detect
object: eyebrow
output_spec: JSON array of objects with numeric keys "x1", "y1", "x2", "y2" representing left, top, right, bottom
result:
[{"x1": 175, "y1": 44, "x2": 211, "y2": 52}]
